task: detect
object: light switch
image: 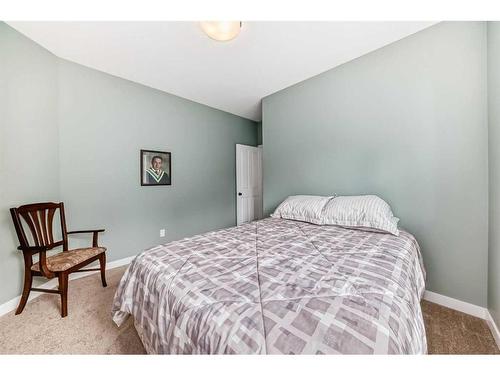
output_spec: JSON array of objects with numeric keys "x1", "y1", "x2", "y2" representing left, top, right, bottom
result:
[{"x1": 160, "y1": 229, "x2": 166, "y2": 237}]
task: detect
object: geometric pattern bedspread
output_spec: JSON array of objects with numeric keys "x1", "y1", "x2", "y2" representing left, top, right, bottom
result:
[{"x1": 111, "y1": 217, "x2": 427, "y2": 354}]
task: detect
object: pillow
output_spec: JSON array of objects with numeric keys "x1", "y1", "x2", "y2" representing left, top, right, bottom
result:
[
  {"x1": 271, "y1": 195, "x2": 334, "y2": 225},
  {"x1": 321, "y1": 195, "x2": 400, "y2": 235}
]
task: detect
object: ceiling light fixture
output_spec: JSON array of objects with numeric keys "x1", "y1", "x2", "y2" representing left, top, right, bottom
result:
[{"x1": 200, "y1": 21, "x2": 242, "y2": 42}]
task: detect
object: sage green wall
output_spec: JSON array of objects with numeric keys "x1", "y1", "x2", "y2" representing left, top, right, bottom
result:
[
  {"x1": 488, "y1": 21, "x2": 500, "y2": 327},
  {"x1": 0, "y1": 23, "x2": 60, "y2": 305},
  {"x1": 262, "y1": 22, "x2": 489, "y2": 306},
  {"x1": 57, "y1": 60, "x2": 257, "y2": 261},
  {"x1": 257, "y1": 121, "x2": 263, "y2": 145},
  {"x1": 0, "y1": 22, "x2": 257, "y2": 306}
]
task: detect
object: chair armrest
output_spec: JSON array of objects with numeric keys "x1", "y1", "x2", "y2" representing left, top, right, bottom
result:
[
  {"x1": 17, "y1": 245, "x2": 50, "y2": 251},
  {"x1": 67, "y1": 229, "x2": 105, "y2": 234},
  {"x1": 67, "y1": 229, "x2": 105, "y2": 247}
]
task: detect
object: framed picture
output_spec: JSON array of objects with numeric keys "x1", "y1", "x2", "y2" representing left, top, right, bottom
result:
[{"x1": 140, "y1": 149, "x2": 171, "y2": 186}]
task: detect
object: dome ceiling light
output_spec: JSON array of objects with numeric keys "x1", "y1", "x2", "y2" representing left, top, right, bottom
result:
[{"x1": 200, "y1": 21, "x2": 242, "y2": 42}]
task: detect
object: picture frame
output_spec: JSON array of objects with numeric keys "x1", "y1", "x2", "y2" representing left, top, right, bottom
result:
[{"x1": 140, "y1": 149, "x2": 172, "y2": 186}]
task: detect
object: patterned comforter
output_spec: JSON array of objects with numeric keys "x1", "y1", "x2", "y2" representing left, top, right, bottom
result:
[{"x1": 112, "y1": 217, "x2": 426, "y2": 354}]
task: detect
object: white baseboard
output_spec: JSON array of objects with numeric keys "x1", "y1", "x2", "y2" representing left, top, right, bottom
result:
[
  {"x1": 485, "y1": 310, "x2": 500, "y2": 350},
  {"x1": 423, "y1": 290, "x2": 487, "y2": 319},
  {"x1": 0, "y1": 255, "x2": 136, "y2": 318}
]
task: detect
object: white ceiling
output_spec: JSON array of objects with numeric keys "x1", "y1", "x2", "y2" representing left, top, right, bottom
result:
[{"x1": 8, "y1": 21, "x2": 436, "y2": 121}]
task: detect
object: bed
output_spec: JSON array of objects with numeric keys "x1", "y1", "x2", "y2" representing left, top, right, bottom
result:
[{"x1": 111, "y1": 217, "x2": 426, "y2": 354}]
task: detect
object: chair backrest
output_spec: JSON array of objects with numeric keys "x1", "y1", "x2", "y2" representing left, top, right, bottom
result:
[{"x1": 10, "y1": 202, "x2": 68, "y2": 253}]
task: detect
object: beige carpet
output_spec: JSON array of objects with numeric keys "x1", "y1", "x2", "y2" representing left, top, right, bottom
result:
[
  {"x1": 422, "y1": 300, "x2": 499, "y2": 354},
  {"x1": 0, "y1": 266, "x2": 498, "y2": 354},
  {"x1": 0, "y1": 266, "x2": 145, "y2": 354}
]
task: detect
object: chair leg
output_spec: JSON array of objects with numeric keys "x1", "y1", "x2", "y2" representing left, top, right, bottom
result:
[
  {"x1": 99, "y1": 253, "x2": 107, "y2": 287},
  {"x1": 15, "y1": 269, "x2": 33, "y2": 315},
  {"x1": 58, "y1": 272, "x2": 68, "y2": 318}
]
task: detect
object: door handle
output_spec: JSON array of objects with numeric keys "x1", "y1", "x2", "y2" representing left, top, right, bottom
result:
[{"x1": 238, "y1": 192, "x2": 242, "y2": 196}]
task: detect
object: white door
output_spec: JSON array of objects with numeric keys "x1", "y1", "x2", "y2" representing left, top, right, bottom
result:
[{"x1": 236, "y1": 144, "x2": 262, "y2": 225}]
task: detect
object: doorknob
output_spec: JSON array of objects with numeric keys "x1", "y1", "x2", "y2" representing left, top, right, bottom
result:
[{"x1": 238, "y1": 192, "x2": 242, "y2": 196}]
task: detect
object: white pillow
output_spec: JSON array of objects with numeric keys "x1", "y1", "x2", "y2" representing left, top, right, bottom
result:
[
  {"x1": 271, "y1": 195, "x2": 334, "y2": 225},
  {"x1": 322, "y1": 195, "x2": 400, "y2": 236}
]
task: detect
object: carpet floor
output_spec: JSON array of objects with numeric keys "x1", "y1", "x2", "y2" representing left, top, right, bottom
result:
[{"x1": 0, "y1": 266, "x2": 498, "y2": 354}]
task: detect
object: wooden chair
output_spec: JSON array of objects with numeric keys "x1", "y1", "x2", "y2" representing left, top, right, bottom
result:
[{"x1": 10, "y1": 202, "x2": 107, "y2": 317}]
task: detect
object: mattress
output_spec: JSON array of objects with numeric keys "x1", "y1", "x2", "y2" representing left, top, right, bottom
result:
[{"x1": 112, "y1": 217, "x2": 426, "y2": 354}]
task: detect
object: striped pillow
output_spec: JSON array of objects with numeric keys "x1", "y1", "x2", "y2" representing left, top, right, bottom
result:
[
  {"x1": 322, "y1": 195, "x2": 400, "y2": 235},
  {"x1": 271, "y1": 195, "x2": 334, "y2": 225}
]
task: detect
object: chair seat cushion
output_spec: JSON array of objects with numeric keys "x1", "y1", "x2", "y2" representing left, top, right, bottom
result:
[{"x1": 31, "y1": 247, "x2": 106, "y2": 272}]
